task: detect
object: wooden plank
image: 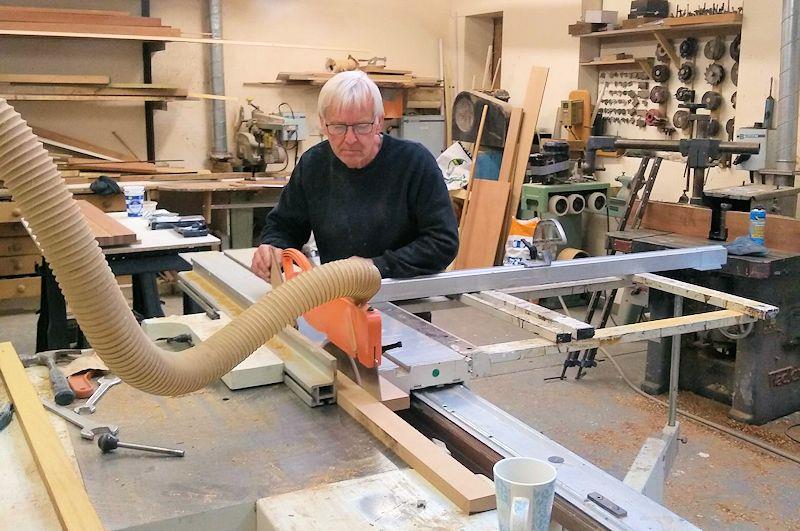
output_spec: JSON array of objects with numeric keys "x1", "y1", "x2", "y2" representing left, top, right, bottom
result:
[
  {"x1": 639, "y1": 201, "x2": 800, "y2": 254},
  {"x1": 478, "y1": 290, "x2": 595, "y2": 340},
  {"x1": 461, "y1": 293, "x2": 570, "y2": 343},
  {"x1": 76, "y1": 200, "x2": 137, "y2": 246},
  {"x1": 0, "y1": 254, "x2": 39, "y2": 276},
  {"x1": 0, "y1": 342, "x2": 104, "y2": 531},
  {"x1": 2, "y1": 94, "x2": 189, "y2": 102},
  {"x1": 32, "y1": 126, "x2": 129, "y2": 161},
  {"x1": 505, "y1": 67, "x2": 549, "y2": 244},
  {"x1": 0, "y1": 10, "x2": 162, "y2": 27},
  {"x1": 77, "y1": 193, "x2": 126, "y2": 213},
  {"x1": 0, "y1": 6, "x2": 129, "y2": 17},
  {"x1": 632, "y1": 273, "x2": 779, "y2": 320},
  {"x1": 0, "y1": 84, "x2": 188, "y2": 96},
  {"x1": 453, "y1": 179, "x2": 512, "y2": 269},
  {"x1": 0, "y1": 236, "x2": 38, "y2": 256},
  {"x1": 0, "y1": 276, "x2": 39, "y2": 300},
  {"x1": 483, "y1": 310, "x2": 756, "y2": 361},
  {"x1": 335, "y1": 372, "x2": 496, "y2": 513},
  {"x1": 0, "y1": 21, "x2": 181, "y2": 37},
  {"x1": 0, "y1": 74, "x2": 110, "y2": 85},
  {"x1": 378, "y1": 376, "x2": 410, "y2": 412}
]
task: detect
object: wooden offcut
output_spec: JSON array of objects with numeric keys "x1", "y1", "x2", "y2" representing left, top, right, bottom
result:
[
  {"x1": 0, "y1": 74, "x2": 110, "y2": 85},
  {"x1": 76, "y1": 200, "x2": 138, "y2": 247},
  {"x1": 335, "y1": 372, "x2": 496, "y2": 513},
  {"x1": 0, "y1": 342, "x2": 104, "y2": 531}
]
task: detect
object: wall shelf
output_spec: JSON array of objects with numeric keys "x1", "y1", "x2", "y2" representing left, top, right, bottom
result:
[
  {"x1": 576, "y1": 20, "x2": 742, "y2": 44},
  {"x1": 579, "y1": 57, "x2": 654, "y2": 79}
]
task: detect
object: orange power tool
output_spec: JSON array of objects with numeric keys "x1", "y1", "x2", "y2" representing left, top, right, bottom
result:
[{"x1": 281, "y1": 249, "x2": 383, "y2": 370}]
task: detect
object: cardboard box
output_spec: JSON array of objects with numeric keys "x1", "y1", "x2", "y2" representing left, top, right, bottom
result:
[{"x1": 584, "y1": 10, "x2": 618, "y2": 24}]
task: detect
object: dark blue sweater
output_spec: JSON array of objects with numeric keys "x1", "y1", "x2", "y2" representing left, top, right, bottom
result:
[{"x1": 259, "y1": 135, "x2": 459, "y2": 279}]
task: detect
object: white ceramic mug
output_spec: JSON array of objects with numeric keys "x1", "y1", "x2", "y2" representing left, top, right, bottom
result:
[{"x1": 494, "y1": 457, "x2": 557, "y2": 531}]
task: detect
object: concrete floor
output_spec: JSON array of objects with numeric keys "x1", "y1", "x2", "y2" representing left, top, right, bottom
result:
[{"x1": 2, "y1": 296, "x2": 799, "y2": 529}]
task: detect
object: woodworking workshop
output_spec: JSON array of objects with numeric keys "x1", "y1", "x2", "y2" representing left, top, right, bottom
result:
[{"x1": 2, "y1": 0, "x2": 800, "y2": 530}]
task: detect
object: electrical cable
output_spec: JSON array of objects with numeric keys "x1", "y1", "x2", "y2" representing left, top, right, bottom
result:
[{"x1": 598, "y1": 346, "x2": 800, "y2": 466}]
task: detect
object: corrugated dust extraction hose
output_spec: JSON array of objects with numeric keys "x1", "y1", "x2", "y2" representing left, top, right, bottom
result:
[{"x1": 0, "y1": 100, "x2": 381, "y2": 396}]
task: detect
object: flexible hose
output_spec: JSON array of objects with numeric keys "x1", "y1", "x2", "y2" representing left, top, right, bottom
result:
[{"x1": 0, "y1": 100, "x2": 381, "y2": 396}]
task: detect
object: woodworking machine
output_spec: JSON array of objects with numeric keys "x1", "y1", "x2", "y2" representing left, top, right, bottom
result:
[{"x1": 177, "y1": 241, "x2": 777, "y2": 530}]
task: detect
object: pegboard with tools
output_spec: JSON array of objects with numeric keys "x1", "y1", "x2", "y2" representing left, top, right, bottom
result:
[
  {"x1": 597, "y1": 71, "x2": 652, "y2": 129},
  {"x1": 585, "y1": 3, "x2": 743, "y2": 152}
]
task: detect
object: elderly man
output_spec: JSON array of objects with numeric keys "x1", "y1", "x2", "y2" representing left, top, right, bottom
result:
[{"x1": 251, "y1": 70, "x2": 458, "y2": 280}]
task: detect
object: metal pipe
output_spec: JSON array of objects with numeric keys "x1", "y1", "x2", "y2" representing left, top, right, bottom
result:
[
  {"x1": 668, "y1": 296, "x2": 684, "y2": 427},
  {"x1": 208, "y1": 0, "x2": 229, "y2": 159},
  {"x1": 613, "y1": 139, "x2": 761, "y2": 154},
  {"x1": 776, "y1": 0, "x2": 800, "y2": 176}
]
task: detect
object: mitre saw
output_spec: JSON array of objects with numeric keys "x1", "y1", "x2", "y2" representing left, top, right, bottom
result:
[{"x1": 235, "y1": 99, "x2": 291, "y2": 174}]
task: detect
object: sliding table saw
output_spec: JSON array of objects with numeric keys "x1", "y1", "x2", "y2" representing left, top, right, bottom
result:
[{"x1": 152, "y1": 241, "x2": 775, "y2": 530}]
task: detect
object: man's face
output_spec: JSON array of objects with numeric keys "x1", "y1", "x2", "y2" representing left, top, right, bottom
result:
[{"x1": 322, "y1": 103, "x2": 384, "y2": 169}]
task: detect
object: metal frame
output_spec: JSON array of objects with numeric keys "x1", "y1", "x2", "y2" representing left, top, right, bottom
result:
[{"x1": 374, "y1": 246, "x2": 727, "y2": 302}]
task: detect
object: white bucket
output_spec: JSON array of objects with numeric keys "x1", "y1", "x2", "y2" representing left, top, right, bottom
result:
[{"x1": 124, "y1": 185, "x2": 145, "y2": 217}]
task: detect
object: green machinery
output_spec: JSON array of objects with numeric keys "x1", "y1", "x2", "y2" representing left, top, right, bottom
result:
[{"x1": 519, "y1": 182, "x2": 610, "y2": 249}]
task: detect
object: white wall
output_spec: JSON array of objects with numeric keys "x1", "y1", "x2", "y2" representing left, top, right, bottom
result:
[
  {"x1": 452, "y1": 0, "x2": 586, "y2": 133},
  {"x1": 0, "y1": 0, "x2": 451, "y2": 170}
]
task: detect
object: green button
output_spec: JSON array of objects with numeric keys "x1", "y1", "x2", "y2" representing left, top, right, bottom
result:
[{"x1": 432, "y1": 368, "x2": 440, "y2": 377}]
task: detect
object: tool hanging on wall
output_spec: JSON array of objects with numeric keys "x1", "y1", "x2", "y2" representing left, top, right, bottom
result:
[
  {"x1": 704, "y1": 36, "x2": 727, "y2": 60},
  {"x1": 730, "y1": 34, "x2": 741, "y2": 61},
  {"x1": 673, "y1": 110, "x2": 691, "y2": 130},
  {"x1": 677, "y1": 62, "x2": 695, "y2": 83},
  {"x1": 701, "y1": 91, "x2": 723, "y2": 111},
  {"x1": 676, "y1": 87, "x2": 695, "y2": 102},
  {"x1": 705, "y1": 63, "x2": 725, "y2": 86},
  {"x1": 649, "y1": 85, "x2": 669, "y2": 104},
  {"x1": 645, "y1": 108, "x2": 666, "y2": 126},
  {"x1": 652, "y1": 64, "x2": 671, "y2": 82},
  {"x1": 731, "y1": 62, "x2": 739, "y2": 86},
  {"x1": 679, "y1": 37, "x2": 698, "y2": 58},
  {"x1": 731, "y1": 91, "x2": 737, "y2": 109},
  {"x1": 655, "y1": 44, "x2": 671, "y2": 63},
  {"x1": 726, "y1": 118, "x2": 736, "y2": 138}
]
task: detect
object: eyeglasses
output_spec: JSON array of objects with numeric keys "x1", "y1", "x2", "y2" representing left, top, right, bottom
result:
[{"x1": 325, "y1": 121, "x2": 375, "y2": 136}]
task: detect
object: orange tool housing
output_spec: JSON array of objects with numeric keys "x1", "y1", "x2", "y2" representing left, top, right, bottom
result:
[{"x1": 282, "y1": 249, "x2": 382, "y2": 369}]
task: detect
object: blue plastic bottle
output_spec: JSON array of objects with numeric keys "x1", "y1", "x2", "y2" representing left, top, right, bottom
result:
[{"x1": 749, "y1": 207, "x2": 766, "y2": 245}]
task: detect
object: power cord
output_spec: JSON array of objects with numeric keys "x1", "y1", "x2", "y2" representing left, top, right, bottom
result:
[{"x1": 598, "y1": 346, "x2": 800, "y2": 466}]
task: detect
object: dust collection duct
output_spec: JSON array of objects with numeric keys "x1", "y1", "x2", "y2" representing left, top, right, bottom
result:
[
  {"x1": 0, "y1": 100, "x2": 381, "y2": 396},
  {"x1": 776, "y1": 0, "x2": 800, "y2": 178}
]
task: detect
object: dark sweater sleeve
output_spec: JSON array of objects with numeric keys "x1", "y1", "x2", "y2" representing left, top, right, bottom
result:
[
  {"x1": 259, "y1": 163, "x2": 311, "y2": 250},
  {"x1": 371, "y1": 148, "x2": 459, "y2": 278}
]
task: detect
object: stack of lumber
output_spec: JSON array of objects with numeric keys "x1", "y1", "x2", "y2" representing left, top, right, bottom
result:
[
  {"x1": 0, "y1": 74, "x2": 192, "y2": 102},
  {"x1": 254, "y1": 68, "x2": 442, "y2": 89},
  {"x1": 0, "y1": 5, "x2": 181, "y2": 37}
]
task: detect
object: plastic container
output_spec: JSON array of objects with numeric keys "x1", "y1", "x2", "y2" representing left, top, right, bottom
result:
[
  {"x1": 124, "y1": 185, "x2": 145, "y2": 217},
  {"x1": 749, "y1": 207, "x2": 766, "y2": 245}
]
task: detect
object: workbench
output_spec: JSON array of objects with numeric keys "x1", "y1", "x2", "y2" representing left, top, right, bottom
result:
[
  {"x1": 1, "y1": 364, "x2": 493, "y2": 530},
  {"x1": 153, "y1": 178, "x2": 288, "y2": 249},
  {"x1": 36, "y1": 213, "x2": 220, "y2": 351},
  {"x1": 606, "y1": 229, "x2": 800, "y2": 424}
]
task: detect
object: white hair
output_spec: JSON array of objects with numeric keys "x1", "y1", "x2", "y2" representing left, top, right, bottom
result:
[{"x1": 317, "y1": 70, "x2": 384, "y2": 121}]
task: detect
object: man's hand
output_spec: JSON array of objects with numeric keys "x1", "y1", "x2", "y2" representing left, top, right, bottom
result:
[{"x1": 251, "y1": 244, "x2": 283, "y2": 282}]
